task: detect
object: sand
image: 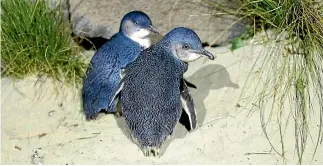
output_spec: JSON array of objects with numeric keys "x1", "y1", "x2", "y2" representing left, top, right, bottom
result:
[{"x1": 1, "y1": 41, "x2": 323, "y2": 164}]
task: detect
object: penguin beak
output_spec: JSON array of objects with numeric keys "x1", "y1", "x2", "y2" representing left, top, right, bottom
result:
[
  {"x1": 191, "y1": 49, "x2": 215, "y2": 60},
  {"x1": 148, "y1": 25, "x2": 160, "y2": 34}
]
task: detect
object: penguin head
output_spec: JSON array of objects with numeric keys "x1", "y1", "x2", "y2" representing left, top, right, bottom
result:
[
  {"x1": 161, "y1": 27, "x2": 215, "y2": 62},
  {"x1": 120, "y1": 11, "x2": 159, "y2": 47}
]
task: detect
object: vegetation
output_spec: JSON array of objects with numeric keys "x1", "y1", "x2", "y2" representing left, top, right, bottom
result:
[
  {"x1": 1, "y1": 0, "x2": 87, "y2": 86},
  {"x1": 204, "y1": 0, "x2": 323, "y2": 164}
]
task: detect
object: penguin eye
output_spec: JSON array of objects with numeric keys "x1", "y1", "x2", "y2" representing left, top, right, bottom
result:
[
  {"x1": 134, "y1": 21, "x2": 138, "y2": 25},
  {"x1": 182, "y1": 44, "x2": 190, "y2": 50}
]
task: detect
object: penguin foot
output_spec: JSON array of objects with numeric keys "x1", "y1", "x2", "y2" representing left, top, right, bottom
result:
[
  {"x1": 142, "y1": 147, "x2": 160, "y2": 157},
  {"x1": 114, "y1": 111, "x2": 123, "y2": 117},
  {"x1": 86, "y1": 112, "x2": 99, "y2": 121}
]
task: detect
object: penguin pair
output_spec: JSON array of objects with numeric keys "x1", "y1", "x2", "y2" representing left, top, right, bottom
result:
[{"x1": 82, "y1": 11, "x2": 215, "y2": 157}]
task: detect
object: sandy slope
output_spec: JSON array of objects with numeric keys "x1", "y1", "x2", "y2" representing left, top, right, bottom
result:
[{"x1": 1, "y1": 43, "x2": 322, "y2": 164}]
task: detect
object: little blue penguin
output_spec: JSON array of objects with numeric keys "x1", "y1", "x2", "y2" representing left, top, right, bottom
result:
[
  {"x1": 111, "y1": 27, "x2": 215, "y2": 157},
  {"x1": 82, "y1": 11, "x2": 159, "y2": 120}
]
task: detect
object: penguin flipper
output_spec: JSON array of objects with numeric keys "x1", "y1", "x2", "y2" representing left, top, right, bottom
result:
[
  {"x1": 179, "y1": 78, "x2": 197, "y2": 131},
  {"x1": 108, "y1": 68, "x2": 126, "y2": 114},
  {"x1": 183, "y1": 78, "x2": 197, "y2": 89}
]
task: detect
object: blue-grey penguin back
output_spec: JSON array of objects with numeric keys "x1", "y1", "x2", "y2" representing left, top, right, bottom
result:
[
  {"x1": 82, "y1": 33, "x2": 142, "y2": 119},
  {"x1": 121, "y1": 44, "x2": 188, "y2": 148}
]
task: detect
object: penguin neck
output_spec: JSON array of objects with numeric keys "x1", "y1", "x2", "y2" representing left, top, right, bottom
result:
[
  {"x1": 129, "y1": 36, "x2": 151, "y2": 49},
  {"x1": 155, "y1": 43, "x2": 189, "y2": 74},
  {"x1": 158, "y1": 40, "x2": 188, "y2": 64},
  {"x1": 120, "y1": 30, "x2": 151, "y2": 49}
]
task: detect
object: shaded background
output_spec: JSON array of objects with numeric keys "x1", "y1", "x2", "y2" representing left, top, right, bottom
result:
[{"x1": 65, "y1": 0, "x2": 248, "y2": 48}]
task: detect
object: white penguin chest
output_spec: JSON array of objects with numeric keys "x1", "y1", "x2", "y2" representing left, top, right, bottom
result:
[
  {"x1": 130, "y1": 29, "x2": 152, "y2": 49},
  {"x1": 132, "y1": 37, "x2": 151, "y2": 49}
]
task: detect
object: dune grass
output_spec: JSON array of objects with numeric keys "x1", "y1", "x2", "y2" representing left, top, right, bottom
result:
[
  {"x1": 1, "y1": 0, "x2": 87, "y2": 86},
  {"x1": 204, "y1": 0, "x2": 323, "y2": 164}
]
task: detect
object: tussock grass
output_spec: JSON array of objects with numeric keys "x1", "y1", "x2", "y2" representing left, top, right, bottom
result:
[
  {"x1": 204, "y1": 0, "x2": 323, "y2": 164},
  {"x1": 1, "y1": 0, "x2": 87, "y2": 86}
]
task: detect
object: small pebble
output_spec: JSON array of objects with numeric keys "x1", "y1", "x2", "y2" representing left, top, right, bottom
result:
[
  {"x1": 15, "y1": 145, "x2": 22, "y2": 150},
  {"x1": 38, "y1": 133, "x2": 47, "y2": 138},
  {"x1": 31, "y1": 150, "x2": 44, "y2": 165},
  {"x1": 48, "y1": 110, "x2": 55, "y2": 117}
]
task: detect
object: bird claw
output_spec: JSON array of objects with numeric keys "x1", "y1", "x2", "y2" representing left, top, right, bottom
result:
[
  {"x1": 142, "y1": 147, "x2": 160, "y2": 157},
  {"x1": 114, "y1": 110, "x2": 123, "y2": 117},
  {"x1": 86, "y1": 112, "x2": 99, "y2": 121}
]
